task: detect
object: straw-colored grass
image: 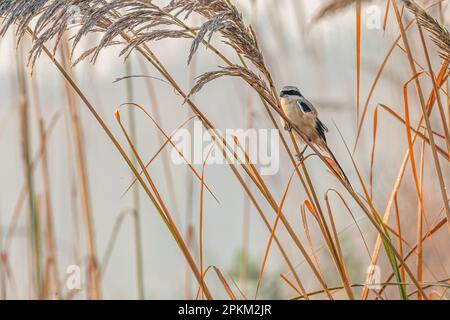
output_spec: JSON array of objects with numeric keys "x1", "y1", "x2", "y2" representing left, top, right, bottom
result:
[{"x1": 0, "y1": 0, "x2": 448, "y2": 300}]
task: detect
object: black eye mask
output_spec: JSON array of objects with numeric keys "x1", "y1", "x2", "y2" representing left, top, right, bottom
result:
[{"x1": 282, "y1": 90, "x2": 302, "y2": 97}]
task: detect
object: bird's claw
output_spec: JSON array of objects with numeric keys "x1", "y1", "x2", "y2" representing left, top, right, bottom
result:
[
  {"x1": 295, "y1": 153, "x2": 304, "y2": 163},
  {"x1": 284, "y1": 124, "x2": 292, "y2": 132}
]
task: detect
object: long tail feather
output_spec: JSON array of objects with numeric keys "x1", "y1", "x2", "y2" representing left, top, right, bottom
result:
[{"x1": 324, "y1": 144, "x2": 352, "y2": 188}]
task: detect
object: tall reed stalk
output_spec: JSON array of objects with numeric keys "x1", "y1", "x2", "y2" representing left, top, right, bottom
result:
[
  {"x1": 16, "y1": 43, "x2": 42, "y2": 299},
  {"x1": 125, "y1": 59, "x2": 145, "y2": 300},
  {"x1": 30, "y1": 72, "x2": 59, "y2": 299},
  {"x1": 60, "y1": 40, "x2": 100, "y2": 300}
]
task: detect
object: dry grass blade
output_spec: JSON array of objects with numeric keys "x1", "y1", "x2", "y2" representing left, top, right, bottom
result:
[
  {"x1": 280, "y1": 273, "x2": 303, "y2": 297},
  {"x1": 403, "y1": 72, "x2": 427, "y2": 299},
  {"x1": 300, "y1": 202, "x2": 326, "y2": 282},
  {"x1": 321, "y1": 197, "x2": 355, "y2": 299},
  {"x1": 356, "y1": 0, "x2": 361, "y2": 124},
  {"x1": 255, "y1": 163, "x2": 303, "y2": 300},
  {"x1": 402, "y1": 72, "x2": 425, "y2": 228},
  {"x1": 211, "y1": 266, "x2": 236, "y2": 300},
  {"x1": 198, "y1": 144, "x2": 215, "y2": 299},
  {"x1": 383, "y1": 0, "x2": 391, "y2": 31},
  {"x1": 416, "y1": 139, "x2": 426, "y2": 300},
  {"x1": 393, "y1": 195, "x2": 406, "y2": 283},
  {"x1": 369, "y1": 107, "x2": 378, "y2": 200},
  {"x1": 325, "y1": 189, "x2": 372, "y2": 258},
  {"x1": 194, "y1": 266, "x2": 237, "y2": 300}
]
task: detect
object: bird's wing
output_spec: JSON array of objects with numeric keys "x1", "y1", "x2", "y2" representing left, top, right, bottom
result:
[
  {"x1": 317, "y1": 118, "x2": 328, "y2": 133},
  {"x1": 316, "y1": 119, "x2": 328, "y2": 143},
  {"x1": 296, "y1": 97, "x2": 318, "y2": 116}
]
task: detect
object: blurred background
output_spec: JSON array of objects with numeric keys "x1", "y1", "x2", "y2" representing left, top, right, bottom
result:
[{"x1": 0, "y1": 0, "x2": 449, "y2": 299}]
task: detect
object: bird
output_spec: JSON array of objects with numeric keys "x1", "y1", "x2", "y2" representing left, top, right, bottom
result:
[{"x1": 279, "y1": 85, "x2": 351, "y2": 186}]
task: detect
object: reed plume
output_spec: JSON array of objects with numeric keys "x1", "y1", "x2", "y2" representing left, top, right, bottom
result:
[
  {"x1": 403, "y1": 0, "x2": 450, "y2": 62},
  {"x1": 0, "y1": 0, "x2": 277, "y2": 107},
  {"x1": 167, "y1": 0, "x2": 265, "y2": 71},
  {"x1": 311, "y1": 0, "x2": 374, "y2": 24}
]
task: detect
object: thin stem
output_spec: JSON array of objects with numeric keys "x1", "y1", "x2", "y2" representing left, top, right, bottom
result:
[
  {"x1": 16, "y1": 43, "x2": 42, "y2": 299},
  {"x1": 125, "y1": 59, "x2": 145, "y2": 300}
]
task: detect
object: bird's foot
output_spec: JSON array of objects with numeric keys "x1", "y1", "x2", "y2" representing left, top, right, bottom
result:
[
  {"x1": 295, "y1": 146, "x2": 309, "y2": 163},
  {"x1": 284, "y1": 124, "x2": 292, "y2": 132},
  {"x1": 295, "y1": 153, "x2": 304, "y2": 163}
]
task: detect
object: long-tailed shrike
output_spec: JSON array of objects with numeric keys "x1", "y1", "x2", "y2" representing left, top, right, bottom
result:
[{"x1": 279, "y1": 86, "x2": 350, "y2": 185}]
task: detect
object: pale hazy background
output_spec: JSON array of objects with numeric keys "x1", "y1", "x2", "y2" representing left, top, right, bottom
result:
[{"x1": 0, "y1": 0, "x2": 449, "y2": 299}]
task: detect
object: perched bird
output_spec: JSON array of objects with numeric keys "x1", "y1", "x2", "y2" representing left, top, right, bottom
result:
[{"x1": 279, "y1": 86, "x2": 350, "y2": 185}]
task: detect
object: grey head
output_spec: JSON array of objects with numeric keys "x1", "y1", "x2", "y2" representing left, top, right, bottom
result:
[{"x1": 279, "y1": 86, "x2": 302, "y2": 99}]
